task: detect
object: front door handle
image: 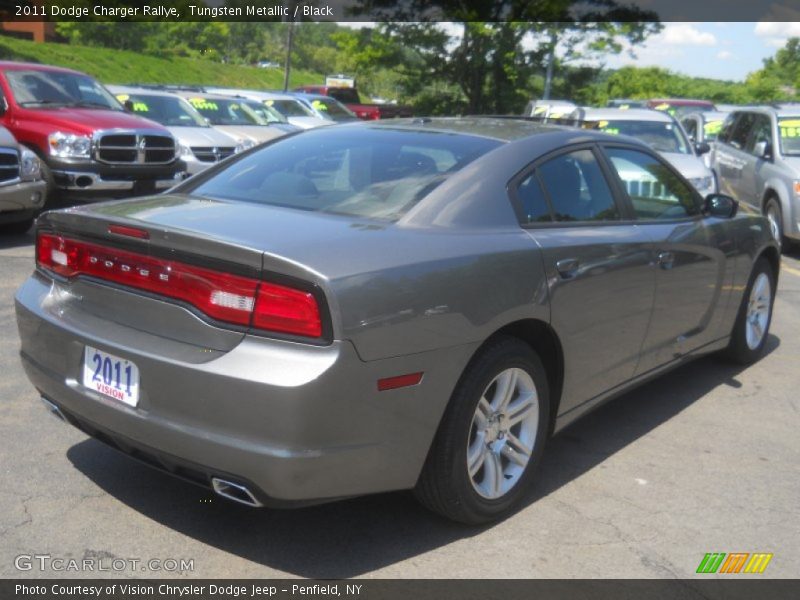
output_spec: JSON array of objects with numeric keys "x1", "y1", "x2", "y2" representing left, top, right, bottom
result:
[
  {"x1": 657, "y1": 251, "x2": 675, "y2": 270},
  {"x1": 556, "y1": 258, "x2": 580, "y2": 279}
]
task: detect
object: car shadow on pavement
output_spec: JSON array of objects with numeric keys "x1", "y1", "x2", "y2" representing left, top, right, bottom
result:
[
  {"x1": 67, "y1": 335, "x2": 779, "y2": 578},
  {"x1": 0, "y1": 229, "x2": 34, "y2": 249}
]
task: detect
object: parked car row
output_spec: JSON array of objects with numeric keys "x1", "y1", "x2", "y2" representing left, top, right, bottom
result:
[{"x1": 0, "y1": 60, "x2": 371, "y2": 229}]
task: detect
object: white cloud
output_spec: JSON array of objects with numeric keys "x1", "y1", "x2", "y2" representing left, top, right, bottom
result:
[
  {"x1": 716, "y1": 50, "x2": 733, "y2": 60},
  {"x1": 754, "y1": 22, "x2": 800, "y2": 38},
  {"x1": 659, "y1": 24, "x2": 717, "y2": 47}
]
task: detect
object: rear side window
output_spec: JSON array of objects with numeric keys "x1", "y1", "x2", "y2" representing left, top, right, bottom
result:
[
  {"x1": 605, "y1": 147, "x2": 700, "y2": 220},
  {"x1": 518, "y1": 149, "x2": 619, "y2": 223},
  {"x1": 746, "y1": 114, "x2": 772, "y2": 154}
]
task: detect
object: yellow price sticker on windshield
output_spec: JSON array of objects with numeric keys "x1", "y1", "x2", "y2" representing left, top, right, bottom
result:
[
  {"x1": 189, "y1": 98, "x2": 218, "y2": 111},
  {"x1": 265, "y1": 100, "x2": 274, "y2": 106},
  {"x1": 654, "y1": 103, "x2": 670, "y2": 111},
  {"x1": 116, "y1": 94, "x2": 129, "y2": 102},
  {"x1": 704, "y1": 120, "x2": 722, "y2": 135},
  {"x1": 311, "y1": 99, "x2": 328, "y2": 111},
  {"x1": 780, "y1": 119, "x2": 800, "y2": 127},
  {"x1": 781, "y1": 126, "x2": 800, "y2": 138},
  {"x1": 132, "y1": 102, "x2": 148, "y2": 112}
]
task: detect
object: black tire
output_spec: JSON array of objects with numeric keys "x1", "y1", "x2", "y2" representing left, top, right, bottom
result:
[
  {"x1": 38, "y1": 160, "x2": 58, "y2": 210},
  {"x1": 724, "y1": 257, "x2": 775, "y2": 365},
  {"x1": 0, "y1": 217, "x2": 34, "y2": 235},
  {"x1": 764, "y1": 196, "x2": 786, "y2": 251},
  {"x1": 414, "y1": 336, "x2": 550, "y2": 524}
]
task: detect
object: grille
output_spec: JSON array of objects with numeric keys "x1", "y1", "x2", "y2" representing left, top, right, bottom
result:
[
  {"x1": 0, "y1": 148, "x2": 20, "y2": 184},
  {"x1": 190, "y1": 146, "x2": 237, "y2": 163},
  {"x1": 95, "y1": 131, "x2": 175, "y2": 165}
]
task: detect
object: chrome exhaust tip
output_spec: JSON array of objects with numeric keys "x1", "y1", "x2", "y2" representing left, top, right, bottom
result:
[
  {"x1": 211, "y1": 477, "x2": 263, "y2": 507},
  {"x1": 41, "y1": 397, "x2": 65, "y2": 422}
]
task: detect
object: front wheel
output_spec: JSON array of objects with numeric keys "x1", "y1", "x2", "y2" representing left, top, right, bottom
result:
[
  {"x1": 764, "y1": 196, "x2": 785, "y2": 250},
  {"x1": 414, "y1": 336, "x2": 550, "y2": 524},
  {"x1": 724, "y1": 257, "x2": 775, "y2": 364}
]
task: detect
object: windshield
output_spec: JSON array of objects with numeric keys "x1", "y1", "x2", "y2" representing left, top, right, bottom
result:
[
  {"x1": 187, "y1": 128, "x2": 501, "y2": 221},
  {"x1": 243, "y1": 100, "x2": 287, "y2": 124},
  {"x1": 306, "y1": 97, "x2": 356, "y2": 120},
  {"x1": 265, "y1": 98, "x2": 316, "y2": 118},
  {"x1": 778, "y1": 117, "x2": 800, "y2": 156},
  {"x1": 115, "y1": 92, "x2": 207, "y2": 127},
  {"x1": 186, "y1": 97, "x2": 266, "y2": 125},
  {"x1": 584, "y1": 119, "x2": 690, "y2": 154},
  {"x1": 6, "y1": 69, "x2": 122, "y2": 110}
]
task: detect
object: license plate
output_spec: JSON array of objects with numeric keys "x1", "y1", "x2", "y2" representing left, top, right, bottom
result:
[{"x1": 82, "y1": 346, "x2": 140, "y2": 407}]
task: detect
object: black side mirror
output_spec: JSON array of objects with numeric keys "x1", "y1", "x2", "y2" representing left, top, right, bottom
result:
[
  {"x1": 0, "y1": 97, "x2": 7, "y2": 117},
  {"x1": 695, "y1": 141, "x2": 711, "y2": 155},
  {"x1": 123, "y1": 99, "x2": 135, "y2": 113},
  {"x1": 704, "y1": 193, "x2": 738, "y2": 219}
]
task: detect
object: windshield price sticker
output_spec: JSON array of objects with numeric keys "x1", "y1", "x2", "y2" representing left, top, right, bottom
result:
[{"x1": 189, "y1": 98, "x2": 218, "y2": 111}]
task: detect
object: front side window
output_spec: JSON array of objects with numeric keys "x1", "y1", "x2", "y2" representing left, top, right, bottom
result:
[
  {"x1": 605, "y1": 147, "x2": 700, "y2": 220},
  {"x1": 747, "y1": 114, "x2": 773, "y2": 155},
  {"x1": 187, "y1": 128, "x2": 501, "y2": 221},
  {"x1": 523, "y1": 149, "x2": 619, "y2": 223},
  {"x1": 5, "y1": 69, "x2": 122, "y2": 110},
  {"x1": 265, "y1": 98, "x2": 316, "y2": 118},
  {"x1": 681, "y1": 117, "x2": 698, "y2": 141},
  {"x1": 728, "y1": 112, "x2": 756, "y2": 150}
]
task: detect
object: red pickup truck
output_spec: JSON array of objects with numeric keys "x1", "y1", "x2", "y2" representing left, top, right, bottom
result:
[
  {"x1": 294, "y1": 85, "x2": 413, "y2": 120},
  {"x1": 0, "y1": 61, "x2": 185, "y2": 204}
]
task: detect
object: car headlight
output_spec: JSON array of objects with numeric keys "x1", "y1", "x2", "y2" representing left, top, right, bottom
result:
[
  {"x1": 688, "y1": 176, "x2": 714, "y2": 193},
  {"x1": 47, "y1": 132, "x2": 91, "y2": 159},
  {"x1": 177, "y1": 143, "x2": 194, "y2": 158},
  {"x1": 19, "y1": 148, "x2": 41, "y2": 181}
]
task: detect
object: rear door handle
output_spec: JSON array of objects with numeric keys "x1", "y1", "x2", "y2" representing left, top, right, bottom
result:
[
  {"x1": 657, "y1": 251, "x2": 675, "y2": 270},
  {"x1": 556, "y1": 258, "x2": 580, "y2": 279}
]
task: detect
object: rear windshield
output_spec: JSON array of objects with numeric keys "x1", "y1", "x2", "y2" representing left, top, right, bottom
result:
[
  {"x1": 187, "y1": 127, "x2": 501, "y2": 221},
  {"x1": 583, "y1": 119, "x2": 690, "y2": 154},
  {"x1": 186, "y1": 97, "x2": 266, "y2": 125},
  {"x1": 328, "y1": 88, "x2": 361, "y2": 104}
]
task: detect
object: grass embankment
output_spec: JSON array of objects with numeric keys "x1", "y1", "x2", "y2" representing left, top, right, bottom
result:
[{"x1": 0, "y1": 35, "x2": 321, "y2": 89}]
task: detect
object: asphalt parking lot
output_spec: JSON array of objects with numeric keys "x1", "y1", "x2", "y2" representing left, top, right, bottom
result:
[{"x1": 1, "y1": 226, "x2": 798, "y2": 579}]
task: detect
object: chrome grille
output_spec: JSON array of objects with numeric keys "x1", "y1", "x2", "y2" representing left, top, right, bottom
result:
[
  {"x1": 0, "y1": 148, "x2": 20, "y2": 184},
  {"x1": 190, "y1": 146, "x2": 237, "y2": 163},
  {"x1": 95, "y1": 131, "x2": 175, "y2": 165}
]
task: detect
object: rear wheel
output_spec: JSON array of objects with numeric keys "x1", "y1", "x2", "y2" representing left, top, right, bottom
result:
[
  {"x1": 414, "y1": 336, "x2": 549, "y2": 524},
  {"x1": 724, "y1": 257, "x2": 775, "y2": 364}
]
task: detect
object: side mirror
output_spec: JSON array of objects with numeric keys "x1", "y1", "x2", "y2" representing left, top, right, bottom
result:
[
  {"x1": 704, "y1": 193, "x2": 738, "y2": 219},
  {"x1": 753, "y1": 140, "x2": 772, "y2": 159},
  {"x1": 694, "y1": 141, "x2": 711, "y2": 155},
  {"x1": 122, "y1": 99, "x2": 135, "y2": 113},
  {"x1": 0, "y1": 97, "x2": 7, "y2": 117}
]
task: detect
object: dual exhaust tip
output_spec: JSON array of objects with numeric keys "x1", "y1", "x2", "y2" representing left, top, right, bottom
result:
[{"x1": 41, "y1": 397, "x2": 263, "y2": 508}]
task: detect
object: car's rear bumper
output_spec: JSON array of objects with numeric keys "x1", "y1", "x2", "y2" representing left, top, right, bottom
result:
[{"x1": 15, "y1": 272, "x2": 474, "y2": 505}]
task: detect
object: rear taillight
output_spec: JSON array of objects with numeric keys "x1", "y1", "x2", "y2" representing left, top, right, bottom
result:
[{"x1": 36, "y1": 232, "x2": 324, "y2": 339}]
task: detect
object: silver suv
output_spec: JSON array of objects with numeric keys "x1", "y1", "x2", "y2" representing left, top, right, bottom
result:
[{"x1": 711, "y1": 106, "x2": 800, "y2": 248}]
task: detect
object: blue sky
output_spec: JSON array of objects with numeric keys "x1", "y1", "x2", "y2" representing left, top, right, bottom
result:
[{"x1": 599, "y1": 22, "x2": 799, "y2": 81}]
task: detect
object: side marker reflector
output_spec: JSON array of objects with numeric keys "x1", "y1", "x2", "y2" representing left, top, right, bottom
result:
[{"x1": 377, "y1": 372, "x2": 424, "y2": 392}]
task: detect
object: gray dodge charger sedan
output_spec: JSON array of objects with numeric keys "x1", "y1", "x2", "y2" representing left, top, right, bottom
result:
[{"x1": 15, "y1": 118, "x2": 779, "y2": 524}]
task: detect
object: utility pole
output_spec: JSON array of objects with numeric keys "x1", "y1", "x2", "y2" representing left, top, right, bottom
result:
[
  {"x1": 542, "y1": 28, "x2": 558, "y2": 100},
  {"x1": 282, "y1": 3, "x2": 295, "y2": 92}
]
